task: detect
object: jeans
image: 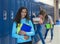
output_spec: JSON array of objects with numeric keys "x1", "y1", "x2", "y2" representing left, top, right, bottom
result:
[
  {"x1": 34, "y1": 24, "x2": 45, "y2": 44},
  {"x1": 44, "y1": 28, "x2": 53, "y2": 40}
]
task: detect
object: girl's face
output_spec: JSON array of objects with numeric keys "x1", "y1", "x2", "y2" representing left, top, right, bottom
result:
[{"x1": 21, "y1": 9, "x2": 27, "y2": 19}]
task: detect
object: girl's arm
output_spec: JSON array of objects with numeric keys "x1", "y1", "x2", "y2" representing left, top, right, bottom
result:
[
  {"x1": 38, "y1": 15, "x2": 44, "y2": 24},
  {"x1": 12, "y1": 22, "x2": 24, "y2": 39},
  {"x1": 25, "y1": 20, "x2": 35, "y2": 36}
]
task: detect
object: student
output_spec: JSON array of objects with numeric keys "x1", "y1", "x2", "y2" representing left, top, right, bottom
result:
[
  {"x1": 12, "y1": 7, "x2": 35, "y2": 44},
  {"x1": 44, "y1": 14, "x2": 54, "y2": 41},
  {"x1": 33, "y1": 10, "x2": 45, "y2": 44},
  {"x1": 38, "y1": 10, "x2": 54, "y2": 41}
]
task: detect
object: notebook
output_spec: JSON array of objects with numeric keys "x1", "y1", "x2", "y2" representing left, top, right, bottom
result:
[{"x1": 21, "y1": 23, "x2": 31, "y2": 32}]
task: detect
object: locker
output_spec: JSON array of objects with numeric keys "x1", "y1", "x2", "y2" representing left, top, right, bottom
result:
[
  {"x1": 0, "y1": 0, "x2": 10, "y2": 44},
  {"x1": 9, "y1": 0, "x2": 17, "y2": 44},
  {"x1": 0, "y1": 0, "x2": 3, "y2": 37},
  {"x1": 1, "y1": 0, "x2": 9, "y2": 37},
  {"x1": 0, "y1": 0, "x2": 1, "y2": 31}
]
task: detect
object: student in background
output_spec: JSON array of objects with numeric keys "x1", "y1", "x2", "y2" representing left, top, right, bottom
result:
[
  {"x1": 12, "y1": 7, "x2": 35, "y2": 44},
  {"x1": 44, "y1": 14, "x2": 54, "y2": 41},
  {"x1": 38, "y1": 9, "x2": 54, "y2": 41},
  {"x1": 37, "y1": 9, "x2": 54, "y2": 43},
  {"x1": 33, "y1": 10, "x2": 46, "y2": 44},
  {"x1": 31, "y1": 12, "x2": 39, "y2": 44}
]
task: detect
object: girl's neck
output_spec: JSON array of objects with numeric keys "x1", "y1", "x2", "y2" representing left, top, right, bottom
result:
[
  {"x1": 21, "y1": 17, "x2": 24, "y2": 19},
  {"x1": 21, "y1": 17, "x2": 25, "y2": 19}
]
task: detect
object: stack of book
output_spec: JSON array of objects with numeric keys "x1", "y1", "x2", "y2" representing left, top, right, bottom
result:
[
  {"x1": 17, "y1": 23, "x2": 32, "y2": 40},
  {"x1": 17, "y1": 23, "x2": 31, "y2": 34}
]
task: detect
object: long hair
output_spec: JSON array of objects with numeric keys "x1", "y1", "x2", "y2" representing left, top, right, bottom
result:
[
  {"x1": 14, "y1": 7, "x2": 30, "y2": 27},
  {"x1": 39, "y1": 10, "x2": 48, "y2": 20}
]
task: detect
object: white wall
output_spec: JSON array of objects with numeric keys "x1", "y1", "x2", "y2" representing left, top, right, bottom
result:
[
  {"x1": 34, "y1": 0, "x2": 60, "y2": 8},
  {"x1": 34, "y1": 0, "x2": 54, "y2": 6}
]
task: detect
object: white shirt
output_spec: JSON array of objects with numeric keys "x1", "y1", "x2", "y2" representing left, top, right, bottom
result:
[{"x1": 48, "y1": 15, "x2": 54, "y2": 24}]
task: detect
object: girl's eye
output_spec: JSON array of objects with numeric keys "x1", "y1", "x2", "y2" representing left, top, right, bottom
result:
[{"x1": 22, "y1": 12, "x2": 27, "y2": 13}]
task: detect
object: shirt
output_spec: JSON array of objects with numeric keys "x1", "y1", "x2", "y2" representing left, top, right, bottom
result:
[{"x1": 12, "y1": 18, "x2": 35, "y2": 43}]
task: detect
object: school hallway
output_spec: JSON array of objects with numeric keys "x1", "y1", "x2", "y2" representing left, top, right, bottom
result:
[
  {"x1": 0, "y1": 0, "x2": 60, "y2": 44},
  {"x1": 38, "y1": 25, "x2": 60, "y2": 44}
]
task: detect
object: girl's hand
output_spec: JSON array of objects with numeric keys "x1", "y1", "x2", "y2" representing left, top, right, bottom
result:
[
  {"x1": 19, "y1": 31, "x2": 29, "y2": 40},
  {"x1": 24, "y1": 35, "x2": 29, "y2": 40},
  {"x1": 19, "y1": 30, "x2": 26, "y2": 35}
]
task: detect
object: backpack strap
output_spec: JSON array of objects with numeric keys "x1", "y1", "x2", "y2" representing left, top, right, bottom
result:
[{"x1": 16, "y1": 23, "x2": 22, "y2": 34}]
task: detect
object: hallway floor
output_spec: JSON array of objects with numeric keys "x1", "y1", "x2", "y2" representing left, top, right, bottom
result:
[{"x1": 38, "y1": 25, "x2": 60, "y2": 44}]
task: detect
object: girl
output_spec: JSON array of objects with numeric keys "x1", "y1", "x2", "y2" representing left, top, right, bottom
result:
[
  {"x1": 12, "y1": 7, "x2": 35, "y2": 44},
  {"x1": 44, "y1": 14, "x2": 54, "y2": 41},
  {"x1": 40, "y1": 9, "x2": 54, "y2": 41},
  {"x1": 33, "y1": 10, "x2": 46, "y2": 44}
]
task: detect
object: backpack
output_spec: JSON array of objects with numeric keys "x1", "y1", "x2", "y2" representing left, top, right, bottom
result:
[{"x1": 16, "y1": 23, "x2": 22, "y2": 34}]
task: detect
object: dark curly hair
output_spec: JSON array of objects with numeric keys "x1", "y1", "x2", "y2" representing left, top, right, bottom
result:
[{"x1": 14, "y1": 7, "x2": 30, "y2": 27}]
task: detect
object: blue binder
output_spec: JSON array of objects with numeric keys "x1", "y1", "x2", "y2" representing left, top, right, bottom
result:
[{"x1": 21, "y1": 23, "x2": 31, "y2": 32}]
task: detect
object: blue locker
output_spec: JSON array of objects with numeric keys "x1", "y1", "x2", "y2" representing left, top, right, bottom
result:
[
  {"x1": 0, "y1": 0, "x2": 1, "y2": 32},
  {"x1": 0, "y1": 0, "x2": 3, "y2": 38},
  {"x1": 1, "y1": 0, "x2": 10, "y2": 44},
  {"x1": 9, "y1": 0, "x2": 17, "y2": 44}
]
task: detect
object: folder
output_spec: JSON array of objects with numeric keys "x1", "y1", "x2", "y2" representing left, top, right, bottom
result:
[
  {"x1": 45, "y1": 23, "x2": 52, "y2": 29},
  {"x1": 17, "y1": 23, "x2": 31, "y2": 34},
  {"x1": 21, "y1": 23, "x2": 31, "y2": 32}
]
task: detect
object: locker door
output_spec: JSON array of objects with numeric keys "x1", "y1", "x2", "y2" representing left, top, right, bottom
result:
[
  {"x1": 0, "y1": 0, "x2": 2, "y2": 44},
  {"x1": 0, "y1": 0, "x2": 3, "y2": 38},
  {"x1": 9, "y1": 0, "x2": 17, "y2": 44},
  {"x1": 0, "y1": 0, "x2": 10, "y2": 44}
]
